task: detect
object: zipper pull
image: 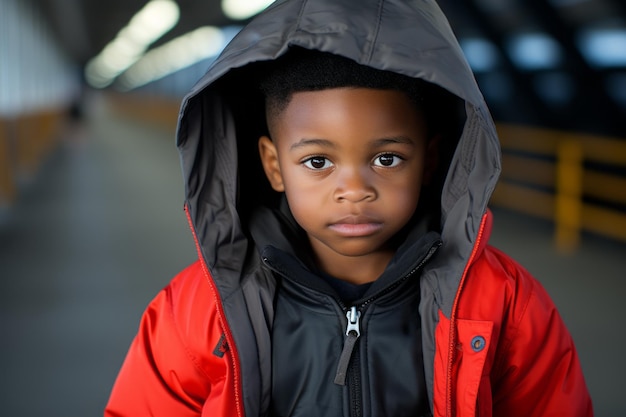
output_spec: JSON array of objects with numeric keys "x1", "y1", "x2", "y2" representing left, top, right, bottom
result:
[
  {"x1": 334, "y1": 306, "x2": 361, "y2": 386},
  {"x1": 345, "y1": 305, "x2": 361, "y2": 337}
]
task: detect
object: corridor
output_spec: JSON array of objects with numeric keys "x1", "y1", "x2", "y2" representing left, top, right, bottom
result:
[{"x1": 0, "y1": 93, "x2": 624, "y2": 416}]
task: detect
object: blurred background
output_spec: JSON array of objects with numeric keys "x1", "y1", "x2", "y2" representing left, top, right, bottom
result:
[{"x1": 0, "y1": 0, "x2": 624, "y2": 415}]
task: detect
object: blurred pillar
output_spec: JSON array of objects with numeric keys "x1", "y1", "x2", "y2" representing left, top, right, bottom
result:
[
  {"x1": 0, "y1": 118, "x2": 17, "y2": 206},
  {"x1": 0, "y1": 0, "x2": 80, "y2": 210},
  {"x1": 555, "y1": 139, "x2": 583, "y2": 252}
]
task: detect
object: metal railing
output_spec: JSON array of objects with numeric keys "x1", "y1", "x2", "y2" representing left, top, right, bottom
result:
[
  {"x1": 491, "y1": 124, "x2": 626, "y2": 251},
  {"x1": 0, "y1": 110, "x2": 64, "y2": 209},
  {"x1": 5, "y1": 97, "x2": 624, "y2": 253}
]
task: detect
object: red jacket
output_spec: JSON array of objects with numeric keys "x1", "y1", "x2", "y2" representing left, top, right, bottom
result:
[
  {"x1": 105, "y1": 0, "x2": 592, "y2": 415},
  {"x1": 105, "y1": 211, "x2": 592, "y2": 416}
]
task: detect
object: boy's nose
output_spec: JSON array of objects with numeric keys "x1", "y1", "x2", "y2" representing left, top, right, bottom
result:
[{"x1": 333, "y1": 168, "x2": 376, "y2": 203}]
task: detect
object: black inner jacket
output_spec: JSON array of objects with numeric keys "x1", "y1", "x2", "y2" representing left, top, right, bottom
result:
[{"x1": 249, "y1": 198, "x2": 442, "y2": 416}]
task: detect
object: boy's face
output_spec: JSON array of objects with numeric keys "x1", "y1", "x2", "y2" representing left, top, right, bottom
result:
[{"x1": 259, "y1": 88, "x2": 435, "y2": 280}]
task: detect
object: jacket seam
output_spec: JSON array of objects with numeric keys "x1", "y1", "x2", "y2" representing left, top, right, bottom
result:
[
  {"x1": 166, "y1": 284, "x2": 221, "y2": 386},
  {"x1": 365, "y1": 0, "x2": 385, "y2": 63},
  {"x1": 288, "y1": 0, "x2": 309, "y2": 46},
  {"x1": 491, "y1": 274, "x2": 535, "y2": 378},
  {"x1": 296, "y1": 0, "x2": 308, "y2": 24}
]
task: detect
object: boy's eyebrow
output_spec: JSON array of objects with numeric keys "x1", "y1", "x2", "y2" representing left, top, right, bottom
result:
[
  {"x1": 289, "y1": 138, "x2": 337, "y2": 151},
  {"x1": 371, "y1": 136, "x2": 416, "y2": 147},
  {"x1": 289, "y1": 136, "x2": 416, "y2": 151}
]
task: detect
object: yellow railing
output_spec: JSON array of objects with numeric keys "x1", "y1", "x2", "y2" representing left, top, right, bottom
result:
[
  {"x1": 5, "y1": 96, "x2": 623, "y2": 254},
  {"x1": 105, "y1": 93, "x2": 626, "y2": 251},
  {"x1": 107, "y1": 93, "x2": 180, "y2": 131},
  {"x1": 0, "y1": 110, "x2": 65, "y2": 208},
  {"x1": 491, "y1": 124, "x2": 626, "y2": 251}
]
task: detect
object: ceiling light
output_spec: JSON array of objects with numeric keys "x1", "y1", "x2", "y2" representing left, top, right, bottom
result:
[
  {"x1": 578, "y1": 29, "x2": 626, "y2": 68},
  {"x1": 117, "y1": 26, "x2": 240, "y2": 90},
  {"x1": 126, "y1": 0, "x2": 180, "y2": 44},
  {"x1": 85, "y1": 0, "x2": 179, "y2": 88},
  {"x1": 459, "y1": 38, "x2": 500, "y2": 72},
  {"x1": 221, "y1": 0, "x2": 275, "y2": 20},
  {"x1": 507, "y1": 33, "x2": 563, "y2": 70}
]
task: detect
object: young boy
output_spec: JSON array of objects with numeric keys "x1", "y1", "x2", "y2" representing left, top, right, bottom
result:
[{"x1": 105, "y1": 0, "x2": 593, "y2": 416}]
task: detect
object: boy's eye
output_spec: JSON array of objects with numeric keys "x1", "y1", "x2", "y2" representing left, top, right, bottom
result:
[
  {"x1": 303, "y1": 156, "x2": 333, "y2": 170},
  {"x1": 374, "y1": 154, "x2": 402, "y2": 167}
]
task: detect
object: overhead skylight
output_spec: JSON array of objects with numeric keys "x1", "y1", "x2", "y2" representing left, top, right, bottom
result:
[
  {"x1": 222, "y1": 0, "x2": 275, "y2": 20},
  {"x1": 507, "y1": 33, "x2": 563, "y2": 70},
  {"x1": 84, "y1": 0, "x2": 180, "y2": 88},
  {"x1": 578, "y1": 29, "x2": 626, "y2": 68},
  {"x1": 459, "y1": 38, "x2": 500, "y2": 72},
  {"x1": 117, "y1": 26, "x2": 241, "y2": 90}
]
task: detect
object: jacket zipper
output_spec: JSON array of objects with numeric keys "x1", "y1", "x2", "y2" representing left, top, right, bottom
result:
[
  {"x1": 333, "y1": 241, "x2": 442, "y2": 417},
  {"x1": 334, "y1": 306, "x2": 361, "y2": 385},
  {"x1": 184, "y1": 204, "x2": 244, "y2": 417},
  {"x1": 333, "y1": 306, "x2": 364, "y2": 417},
  {"x1": 262, "y1": 239, "x2": 441, "y2": 417},
  {"x1": 348, "y1": 333, "x2": 363, "y2": 417},
  {"x1": 445, "y1": 214, "x2": 488, "y2": 417},
  {"x1": 333, "y1": 242, "x2": 441, "y2": 385}
]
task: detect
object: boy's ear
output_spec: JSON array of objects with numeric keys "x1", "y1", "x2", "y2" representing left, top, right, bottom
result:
[
  {"x1": 258, "y1": 135, "x2": 285, "y2": 192},
  {"x1": 423, "y1": 133, "x2": 441, "y2": 186}
]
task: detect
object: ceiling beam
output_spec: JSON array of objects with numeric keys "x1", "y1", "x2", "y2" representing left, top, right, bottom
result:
[
  {"x1": 463, "y1": 0, "x2": 558, "y2": 127},
  {"x1": 523, "y1": 0, "x2": 626, "y2": 136},
  {"x1": 35, "y1": 0, "x2": 92, "y2": 64}
]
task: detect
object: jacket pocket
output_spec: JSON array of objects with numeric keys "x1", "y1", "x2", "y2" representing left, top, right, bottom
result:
[{"x1": 455, "y1": 319, "x2": 493, "y2": 417}]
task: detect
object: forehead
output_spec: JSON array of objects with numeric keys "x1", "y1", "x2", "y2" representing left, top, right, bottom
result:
[{"x1": 270, "y1": 87, "x2": 426, "y2": 144}]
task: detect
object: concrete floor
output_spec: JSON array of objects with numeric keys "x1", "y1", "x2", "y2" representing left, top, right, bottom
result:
[
  {"x1": 490, "y1": 212, "x2": 626, "y2": 417},
  {"x1": 0, "y1": 94, "x2": 624, "y2": 416}
]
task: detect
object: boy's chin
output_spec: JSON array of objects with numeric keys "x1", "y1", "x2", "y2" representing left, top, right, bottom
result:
[{"x1": 316, "y1": 239, "x2": 394, "y2": 259}]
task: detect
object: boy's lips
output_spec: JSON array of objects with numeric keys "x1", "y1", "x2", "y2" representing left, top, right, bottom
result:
[{"x1": 328, "y1": 215, "x2": 383, "y2": 237}]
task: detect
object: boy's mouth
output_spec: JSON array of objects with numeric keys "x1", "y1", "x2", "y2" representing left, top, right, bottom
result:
[{"x1": 328, "y1": 215, "x2": 383, "y2": 237}]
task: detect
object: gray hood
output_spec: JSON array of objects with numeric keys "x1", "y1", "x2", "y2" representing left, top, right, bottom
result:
[{"x1": 175, "y1": 0, "x2": 501, "y2": 413}]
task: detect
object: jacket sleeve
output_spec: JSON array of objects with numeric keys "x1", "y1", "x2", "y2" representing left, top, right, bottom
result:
[
  {"x1": 488, "y1": 249, "x2": 593, "y2": 417},
  {"x1": 104, "y1": 261, "x2": 234, "y2": 417}
]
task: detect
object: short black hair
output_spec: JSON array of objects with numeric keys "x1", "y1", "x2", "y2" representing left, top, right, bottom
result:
[{"x1": 258, "y1": 47, "x2": 446, "y2": 136}]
